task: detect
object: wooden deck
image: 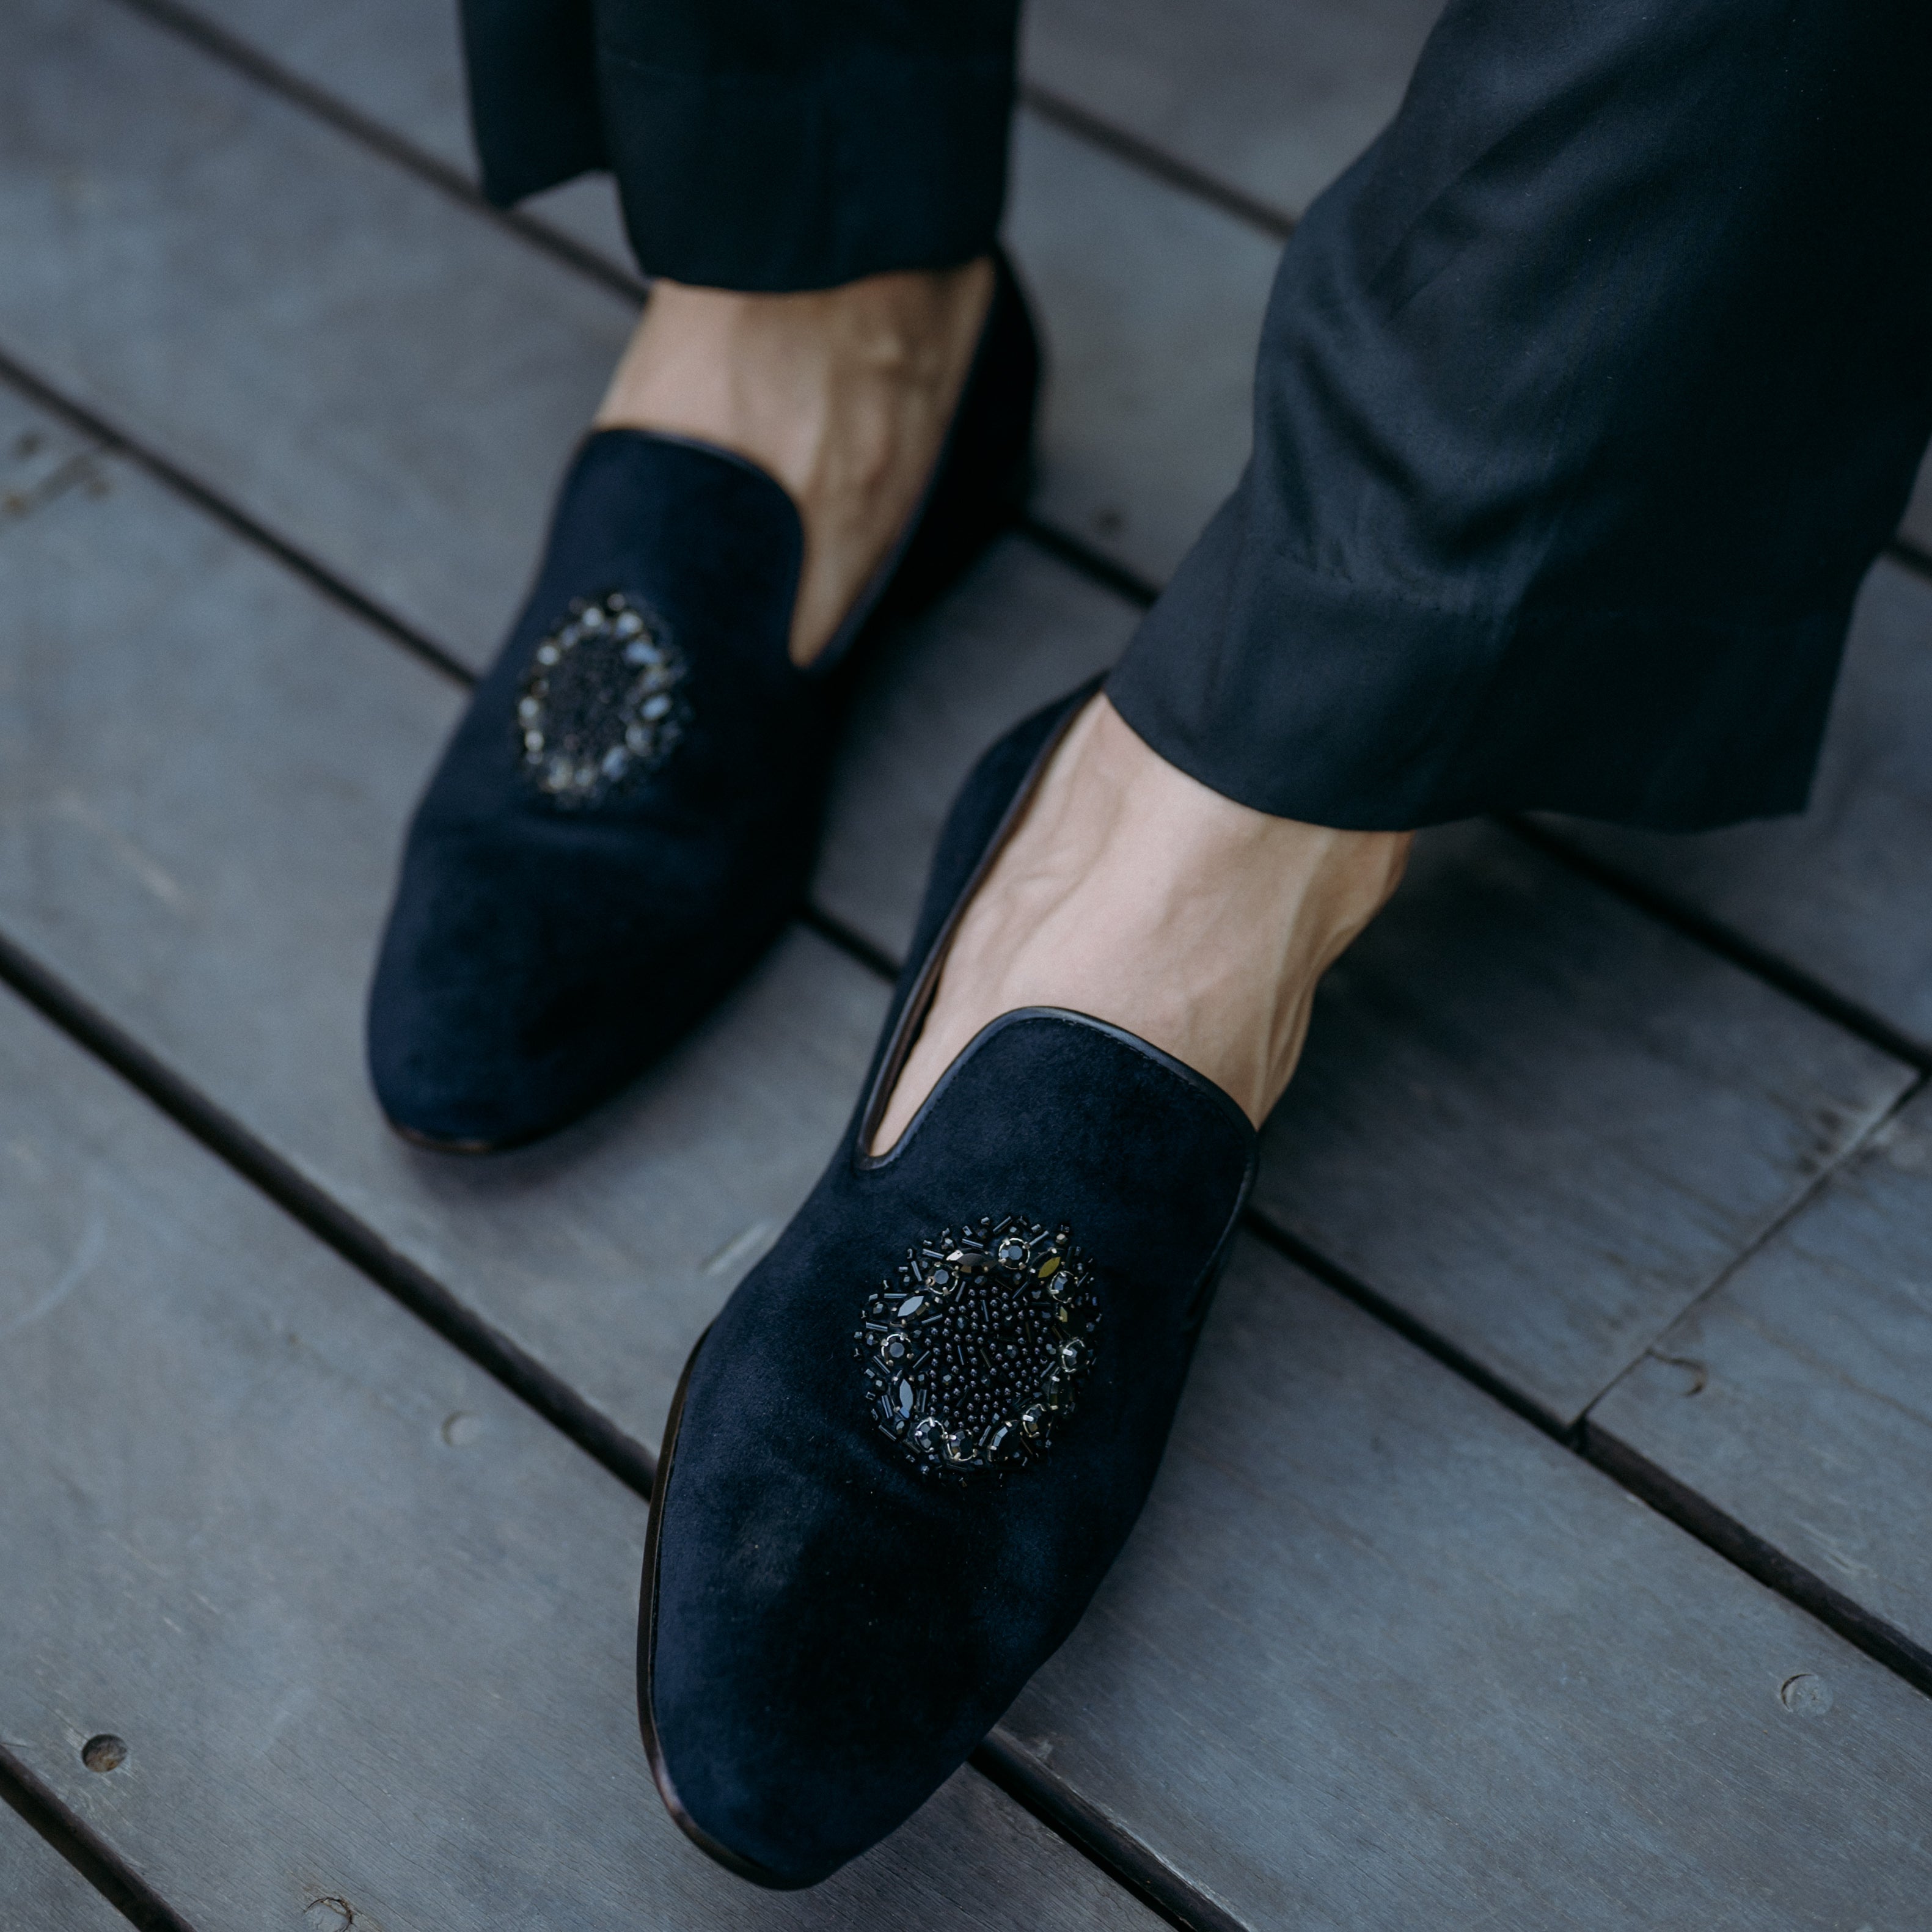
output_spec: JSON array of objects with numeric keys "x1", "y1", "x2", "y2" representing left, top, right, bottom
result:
[{"x1": 4, "y1": 1, "x2": 1931, "y2": 1925}]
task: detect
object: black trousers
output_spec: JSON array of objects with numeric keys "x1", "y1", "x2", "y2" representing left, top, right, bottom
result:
[{"x1": 464, "y1": 0, "x2": 1932, "y2": 832}]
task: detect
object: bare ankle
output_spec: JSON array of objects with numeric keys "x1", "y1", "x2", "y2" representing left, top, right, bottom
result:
[
  {"x1": 593, "y1": 261, "x2": 997, "y2": 664},
  {"x1": 871, "y1": 698, "x2": 1411, "y2": 1152}
]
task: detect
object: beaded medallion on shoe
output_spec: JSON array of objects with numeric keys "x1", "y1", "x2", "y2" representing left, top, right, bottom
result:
[
  {"x1": 516, "y1": 590, "x2": 690, "y2": 806},
  {"x1": 857, "y1": 1215, "x2": 1100, "y2": 1479}
]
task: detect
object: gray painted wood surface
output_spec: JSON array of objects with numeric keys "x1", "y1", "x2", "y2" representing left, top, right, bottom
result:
[
  {"x1": 817, "y1": 535, "x2": 1138, "y2": 961},
  {"x1": 4, "y1": 0, "x2": 1914, "y2": 1470},
  {"x1": 1548, "y1": 560, "x2": 1932, "y2": 1053},
  {"x1": 0, "y1": 0, "x2": 632, "y2": 670},
  {"x1": 7, "y1": 4, "x2": 1932, "y2": 1923},
  {"x1": 0, "y1": 983, "x2": 1162, "y2": 1932},
  {"x1": 0, "y1": 385, "x2": 100, "y2": 529},
  {"x1": 0, "y1": 1804, "x2": 129, "y2": 1932},
  {"x1": 1025, "y1": 0, "x2": 1446, "y2": 222},
  {"x1": 0, "y1": 414, "x2": 885, "y2": 1454},
  {"x1": 1589, "y1": 1080, "x2": 1932, "y2": 1662},
  {"x1": 1008, "y1": 111, "x2": 1270, "y2": 581},
  {"x1": 34, "y1": 0, "x2": 1267, "y2": 595},
  {"x1": 1258, "y1": 821, "x2": 1912, "y2": 1424},
  {"x1": 1001, "y1": 1234, "x2": 1932, "y2": 1930}
]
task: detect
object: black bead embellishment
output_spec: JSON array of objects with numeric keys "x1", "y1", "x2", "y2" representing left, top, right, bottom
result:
[
  {"x1": 516, "y1": 590, "x2": 687, "y2": 806},
  {"x1": 854, "y1": 1215, "x2": 1100, "y2": 1481}
]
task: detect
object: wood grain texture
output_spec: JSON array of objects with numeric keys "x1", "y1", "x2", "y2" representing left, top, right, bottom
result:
[
  {"x1": 1001, "y1": 1234, "x2": 1932, "y2": 1930},
  {"x1": 1256, "y1": 821, "x2": 1913, "y2": 1425},
  {"x1": 0, "y1": 416, "x2": 885, "y2": 1455},
  {"x1": 0, "y1": 1802, "x2": 130, "y2": 1932},
  {"x1": 0, "y1": 0, "x2": 633, "y2": 670},
  {"x1": 177, "y1": 0, "x2": 635, "y2": 264},
  {"x1": 1025, "y1": 0, "x2": 1445, "y2": 224},
  {"x1": 1546, "y1": 560, "x2": 1932, "y2": 1053},
  {"x1": 0, "y1": 982, "x2": 1163, "y2": 1932},
  {"x1": 1589, "y1": 1079, "x2": 1932, "y2": 1663},
  {"x1": 10, "y1": 4, "x2": 1932, "y2": 1925},
  {"x1": 1008, "y1": 111, "x2": 1272, "y2": 582},
  {"x1": 816, "y1": 535, "x2": 1138, "y2": 961},
  {"x1": 18, "y1": 0, "x2": 1907, "y2": 1443},
  {"x1": 0, "y1": 384, "x2": 100, "y2": 532}
]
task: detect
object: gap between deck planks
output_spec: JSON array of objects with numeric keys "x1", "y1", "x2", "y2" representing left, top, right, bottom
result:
[
  {"x1": 1587, "y1": 1077, "x2": 1932, "y2": 1692},
  {"x1": 0, "y1": 1787, "x2": 137, "y2": 1932},
  {"x1": 1542, "y1": 561, "x2": 1932, "y2": 1061}
]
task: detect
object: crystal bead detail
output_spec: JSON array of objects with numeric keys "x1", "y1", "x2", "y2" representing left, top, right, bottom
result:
[
  {"x1": 515, "y1": 590, "x2": 687, "y2": 806},
  {"x1": 854, "y1": 1216, "x2": 1101, "y2": 1481}
]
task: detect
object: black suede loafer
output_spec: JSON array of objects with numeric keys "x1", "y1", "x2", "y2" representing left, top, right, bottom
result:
[
  {"x1": 367, "y1": 254, "x2": 1039, "y2": 1151},
  {"x1": 637, "y1": 683, "x2": 1259, "y2": 1887}
]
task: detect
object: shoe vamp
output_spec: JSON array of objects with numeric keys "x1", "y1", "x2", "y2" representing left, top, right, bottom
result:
[{"x1": 651, "y1": 1015, "x2": 1254, "y2": 1872}]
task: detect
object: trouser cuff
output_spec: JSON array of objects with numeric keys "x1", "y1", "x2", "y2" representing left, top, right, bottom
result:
[{"x1": 1107, "y1": 485, "x2": 1850, "y2": 833}]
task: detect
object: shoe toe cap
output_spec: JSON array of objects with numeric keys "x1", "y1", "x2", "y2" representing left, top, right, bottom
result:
[
  {"x1": 643, "y1": 1458, "x2": 1004, "y2": 1887},
  {"x1": 367, "y1": 826, "x2": 700, "y2": 1148}
]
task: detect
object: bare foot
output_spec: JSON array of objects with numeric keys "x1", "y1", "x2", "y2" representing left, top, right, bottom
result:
[
  {"x1": 872, "y1": 695, "x2": 1413, "y2": 1153},
  {"x1": 594, "y1": 260, "x2": 997, "y2": 665}
]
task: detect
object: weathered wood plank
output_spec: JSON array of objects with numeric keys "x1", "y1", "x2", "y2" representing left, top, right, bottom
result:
[
  {"x1": 1588, "y1": 1079, "x2": 1932, "y2": 1664},
  {"x1": 1000, "y1": 1232, "x2": 1932, "y2": 1927},
  {"x1": 1546, "y1": 559, "x2": 1932, "y2": 1053},
  {"x1": 818, "y1": 535, "x2": 1136, "y2": 960},
  {"x1": 0, "y1": 411, "x2": 885, "y2": 1454},
  {"x1": 1024, "y1": 0, "x2": 1444, "y2": 223},
  {"x1": 0, "y1": 384, "x2": 99, "y2": 531},
  {"x1": 178, "y1": 0, "x2": 634, "y2": 265},
  {"x1": 1257, "y1": 820, "x2": 1910, "y2": 1424},
  {"x1": 0, "y1": 1803, "x2": 129, "y2": 1932},
  {"x1": 0, "y1": 0, "x2": 632, "y2": 669},
  {"x1": 0, "y1": 982, "x2": 1165, "y2": 1931},
  {"x1": 1008, "y1": 110, "x2": 1270, "y2": 581},
  {"x1": 8, "y1": 425, "x2": 1928, "y2": 1922}
]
